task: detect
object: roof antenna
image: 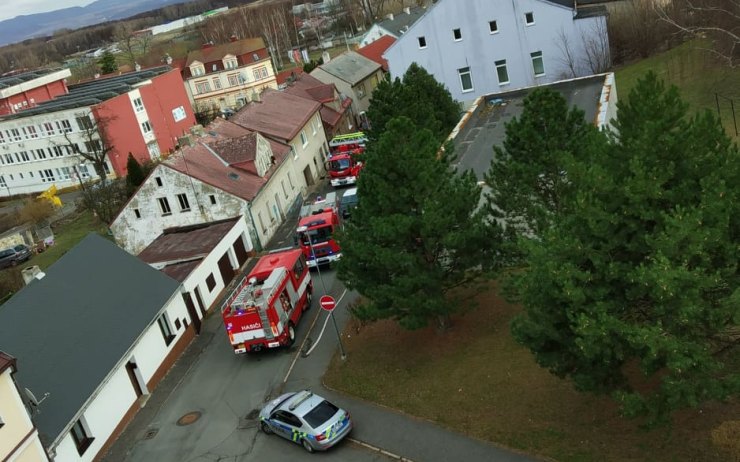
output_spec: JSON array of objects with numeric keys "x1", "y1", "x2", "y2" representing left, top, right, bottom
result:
[{"x1": 25, "y1": 388, "x2": 50, "y2": 414}]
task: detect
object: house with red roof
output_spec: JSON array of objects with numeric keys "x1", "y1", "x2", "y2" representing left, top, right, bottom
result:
[
  {"x1": 110, "y1": 117, "x2": 300, "y2": 255},
  {"x1": 280, "y1": 73, "x2": 356, "y2": 138},
  {"x1": 356, "y1": 35, "x2": 396, "y2": 72}
]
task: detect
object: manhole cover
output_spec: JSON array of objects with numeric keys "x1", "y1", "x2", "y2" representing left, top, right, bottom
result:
[
  {"x1": 143, "y1": 428, "x2": 158, "y2": 440},
  {"x1": 177, "y1": 411, "x2": 202, "y2": 426}
]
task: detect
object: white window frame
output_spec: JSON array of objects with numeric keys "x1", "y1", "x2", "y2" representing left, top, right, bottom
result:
[
  {"x1": 495, "y1": 59, "x2": 510, "y2": 85},
  {"x1": 158, "y1": 197, "x2": 172, "y2": 216},
  {"x1": 417, "y1": 36, "x2": 427, "y2": 49},
  {"x1": 133, "y1": 97, "x2": 144, "y2": 112},
  {"x1": 141, "y1": 120, "x2": 153, "y2": 134},
  {"x1": 525, "y1": 12, "x2": 535, "y2": 26},
  {"x1": 452, "y1": 28, "x2": 462, "y2": 41},
  {"x1": 489, "y1": 20, "x2": 499, "y2": 34},
  {"x1": 176, "y1": 193, "x2": 191, "y2": 212},
  {"x1": 458, "y1": 67, "x2": 474, "y2": 93},
  {"x1": 300, "y1": 130, "x2": 308, "y2": 148},
  {"x1": 531, "y1": 51, "x2": 545, "y2": 77}
]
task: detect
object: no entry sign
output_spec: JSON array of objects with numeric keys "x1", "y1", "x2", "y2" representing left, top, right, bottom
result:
[{"x1": 319, "y1": 295, "x2": 336, "y2": 312}]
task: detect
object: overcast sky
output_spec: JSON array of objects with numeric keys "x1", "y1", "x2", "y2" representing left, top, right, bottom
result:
[{"x1": 1, "y1": 0, "x2": 91, "y2": 22}]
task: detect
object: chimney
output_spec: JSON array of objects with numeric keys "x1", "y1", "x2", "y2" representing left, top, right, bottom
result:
[
  {"x1": 404, "y1": 7, "x2": 411, "y2": 14},
  {"x1": 165, "y1": 54, "x2": 173, "y2": 65},
  {"x1": 229, "y1": 34, "x2": 238, "y2": 42},
  {"x1": 386, "y1": 13, "x2": 394, "y2": 20},
  {"x1": 135, "y1": 62, "x2": 141, "y2": 72},
  {"x1": 202, "y1": 41, "x2": 214, "y2": 49},
  {"x1": 21, "y1": 266, "x2": 45, "y2": 285}
]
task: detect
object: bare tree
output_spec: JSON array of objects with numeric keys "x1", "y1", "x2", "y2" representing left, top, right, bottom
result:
[
  {"x1": 79, "y1": 178, "x2": 128, "y2": 224},
  {"x1": 581, "y1": 20, "x2": 611, "y2": 74},
  {"x1": 655, "y1": 0, "x2": 740, "y2": 68},
  {"x1": 60, "y1": 110, "x2": 115, "y2": 183},
  {"x1": 555, "y1": 28, "x2": 579, "y2": 79},
  {"x1": 113, "y1": 24, "x2": 153, "y2": 67}
]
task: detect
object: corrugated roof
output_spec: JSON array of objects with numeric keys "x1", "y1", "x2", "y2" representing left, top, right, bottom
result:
[
  {"x1": 161, "y1": 260, "x2": 202, "y2": 282},
  {"x1": 357, "y1": 35, "x2": 396, "y2": 71},
  {"x1": 186, "y1": 38, "x2": 267, "y2": 66},
  {"x1": 0, "y1": 234, "x2": 180, "y2": 442},
  {"x1": 312, "y1": 51, "x2": 381, "y2": 85},
  {"x1": 229, "y1": 89, "x2": 321, "y2": 141},
  {"x1": 0, "y1": 68, "x2": 65, "y2": 90},
  {"x1": 138, "y1": 218, "x2": 240, "y2": 266}
]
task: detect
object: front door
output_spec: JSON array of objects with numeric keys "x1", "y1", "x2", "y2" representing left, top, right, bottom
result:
[
  {"x1": 125, "y1": 360, "x2": 145, "y2": 398},
  {"x1": 182, "y1": 292, "x2": 202, "y2": 334},
  {"x1": 303, "y1": 165, "x2": 314, "y2": 186}
]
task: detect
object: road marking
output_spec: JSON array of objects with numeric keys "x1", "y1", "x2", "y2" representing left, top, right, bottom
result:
[{"x1": 348, "y1": 438, "x2": 416, "y2": 461}]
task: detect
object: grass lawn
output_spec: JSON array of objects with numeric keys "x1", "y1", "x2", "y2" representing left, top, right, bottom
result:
[
  {"x1": 28, "y1": 209, "x2": 109, "y2": 271},
  {"x1": 324, "y1": 283, "x2": 740, "y2": 461},
  {"x1": 614, "y1": 41, "x2": 740, "y2": 140}
]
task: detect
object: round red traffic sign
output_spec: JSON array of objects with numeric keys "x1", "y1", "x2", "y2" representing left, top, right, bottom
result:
[{"x1": 319, "y1": 295, "x2": 336, "y2": 312}]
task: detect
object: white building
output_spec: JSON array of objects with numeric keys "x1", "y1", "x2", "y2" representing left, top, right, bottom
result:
[
  {"x1": 0, "y1": 234, "x2": 194, "y2": 462},
  {"x1": 359, "y1": 6, "x2": 427, "y2": 47},
  {"x1": 0, "y1": 352, "x2": 48, "y2": 462},
  {"x1": 383, "y1": 0, "x2": 610, "y2": 102}
]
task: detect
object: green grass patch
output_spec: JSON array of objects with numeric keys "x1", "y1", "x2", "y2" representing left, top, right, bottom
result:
[
  {"x1": 615, "y1": 41, "x2": 740, "y2": 139},
  {"x1": 29, "y1": 209, "x2": 109, "y2": 271},
  {"x1": 325, "y1": 283, "x2": 739, "y2": 461}
]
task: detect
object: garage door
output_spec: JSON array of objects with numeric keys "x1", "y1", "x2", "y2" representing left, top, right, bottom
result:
[{"x1": 217, "y1": 253, "x2": 235, "y2": 286}]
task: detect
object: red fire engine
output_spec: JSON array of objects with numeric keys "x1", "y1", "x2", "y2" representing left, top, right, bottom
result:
[
  {"x1": 326, "y1": 132, "x2": 367, "y2": 187},
  {"x1": 296, "y1": 192, "x2": 342, "y2": 268},
  {"x1": 221, "y1": 249, "x2": 313, "y2": 354}
]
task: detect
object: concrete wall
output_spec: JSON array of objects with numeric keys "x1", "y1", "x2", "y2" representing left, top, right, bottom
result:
[
  {"x1": 110, "y1": 164, "x2": 255, "y2": 255},
  {"x1": 0, "y1": 366, "x2": 47, "y2": 462},
  {"x1": 52, "y1": 292, "x2": 191, "y2": 462},
  {"x1": 285, "y1": 111, "x2": 328, "y2": 195},
  {"x1": 384, "y1": 0, "x2": 608, "y2": 102}
]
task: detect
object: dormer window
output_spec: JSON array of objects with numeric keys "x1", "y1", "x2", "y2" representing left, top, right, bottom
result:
[
  {"x1": 252, "y1": 53, "x2": 260, "y2": 61},
  {"x1": 191, "y1": 64, "x2": 205, "y2": 77},
  {"x1": 224, "y1": 57, "x2": 238, "y2": 69}
]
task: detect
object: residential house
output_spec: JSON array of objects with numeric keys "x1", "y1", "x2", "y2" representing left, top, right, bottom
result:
[
  {"x1": 0, "y1": 66, "x2": 196, "y2": 197},
  {"x1": 138, "y1": 218, "x2": 253, "y2": 331},
  {"x1": 110, "y1": 117, "x2": 296, "y2": 254},
  {"x1": 0, "y1": 352, "x2": 48, "y2": 462},
  {"x1": 359, "y1": 6, "x2": 427, "y2": 47},
  {"x1": 0, "y1": 68, "x2": 70, "y2": 116},
  {"x1": 230, "y1": 89, "x2": 328, "y2": 190},
  {"x1": 383, "y1": 0, "x2": 609, "y2": 102},
  {"x1": 0, "y1": 234, "x2": 193, "y2": 462},
  {"x1": 180, "y1": 37, "x2": 278, "y2": 114},
  {"x1": 280, "y1": 72, "x2": 355, "y2": 139},
  {"x1": 357, "y1": 35, "x2": 396, "y2": 72},
  {"x1": 309, "y1": 51, "x2": 383, "y2": 128}
]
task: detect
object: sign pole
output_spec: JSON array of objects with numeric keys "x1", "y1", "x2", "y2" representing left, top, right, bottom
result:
[{"x1": 309, "y1": 239, "x2": 347, "y2": 360}]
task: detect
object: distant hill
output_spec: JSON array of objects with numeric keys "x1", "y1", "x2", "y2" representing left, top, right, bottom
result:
[{"x1": 0, "y1": 0, "x2": 198, "y2": 46}]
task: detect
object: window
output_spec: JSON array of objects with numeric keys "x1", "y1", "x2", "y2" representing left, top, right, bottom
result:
[
  {"x1": 287, "y1": 172, "x2": 294, "y2": 189},
  {"x1": 458, "y1": 67, "x2": 473, "y2": 92},
  {"x1": 417, "y1": 36, "x2": 426, "y2": 48},
  {"x1": 41, "y1": 122, "x2": 55, "y2": 136},
  {"x1": 52, "y1": 146, "x2": 64, "y2": 157},
  {"x1": 177, "y1": 193, "x2": 191, "y2": 211},
  {"x1": 206, "y1": 274, "x2": 216, "y2": 291},
  {"x1": 25, "y1": 126, "x2": 38, "y2": 138},
  {"x1": 300, "y1": 130, "x2": 308, "y2": 147},
  {"x1": 292, "y1": 255, "x2": 306, "y2": 277},
  {"x1": 191, "y1": 65, "x2": 204, "y2": 77},
  {"x1": 258, "y1": 211, "x2": 266, "y2": 233},
  {"x1": 134, "y1": 208, "x2": 141, "y2": 219},
  {"x1": 195, "y1": 81, "x2": 211, "y2": 94},
  {"x1": 495, "y1": 59, "x2": 510, "y2": 85},
  {"x1": 225, "y1": 58, "x2": 238, "y2": 69},
  {"x1": 141, "y1": 121, "x2": 153, "y2": 134},
  {"x1": 357, "y1": 82, "x2": 366, "y2": 98},
  {"x1": 453, "y1": 28, "x2": 462, "y2": 41},
  {"x1": 212, "y1": 64, "x2": 218, "y2": 71},
  {"x1": 209, "y1": 194, "x2": 216, "y2": 205},
  {"x1": 57, "y1": 120, "x2": 72, "y2": 133},
  {"x1": 78, "y1": 164, "x2": 90, "y2": 179},
  {"x1": 212, "y1": 77, "x2": 222, "y2": 90},
  {"x1": 489, "y1": 20, "x2": 498, "y2": 34},
  {"x1": 18, "y1": 151, "x2": 29, "y2": 162},
  {"x1": 85, "y1": 140, "x2": 102, "y2": 153},
  {"x1": 311, "y1": 117, "x2": 317, "y2": 135},
  {"x1": 71, "y1": 418, "x2": 94, "y2": 455},
  {"x1": 133, "y1": 97, "x2": 144, "y2": 112},
  {"x1": 525, "y1": 12, "x2": 535, "y2": 25},
  {"x1": 3, "y1": 154, "x2": 13, "y2": 164},
  {"x1": 253, "y1": 66, "x2": 268, "y2": 80},
  {"x1": 58, "y1": 167, "x2": 70, "y2": 180},
  {"x1": 155, "y1": 177, "x2": 163, "y2": 187},
  {"x1": 8, "y1": 128, "x2": 21, "y2": 141},
  {"x1": 0, "y1": 176, "x2": 5, "y2": 188},
  {"x1": 76, "y1": 116, "x2": 93, "y2": 131},
  {"x1": 531, "y1": 51, "x2": 545, "y2": 76},
  {"x1": 158, "y1": 197, "x2": 172, "y2": 215},
  {"x1": 40, "y1": 169, "x2": 55, "y2": 182},
  {"x1": 281, "y1": 180, "x2": 288, "y2": 198},
  {"x1": 157, "y1": 314, "x2": 175, "y2": 346},
  {"x1": 35, "y1": 149, "x2": 46, "y2": 159},
  {"x1": 228, "y1": 74, "x2": 239, "y2": 86},
  {"x1": 0, "y1": 131, "x2": 5, "y2": 144}
]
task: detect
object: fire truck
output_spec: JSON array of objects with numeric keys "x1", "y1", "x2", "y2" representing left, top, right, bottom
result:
[
  {"x1": 326, "y1": 132, "x2": 367, "y2": 187},
  {"x1": 221, "y1": 249, "x2": 313, "y2": 354},
  {"x1": 296, "y1": 192, "x2": 342, "y2": 268}
]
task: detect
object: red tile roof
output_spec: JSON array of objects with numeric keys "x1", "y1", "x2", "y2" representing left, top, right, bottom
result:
[
  {"x1": 229, "y1": 89, "x2": 321, "y2": 141},
  {"x1": 0, "y1": 351, "x2": 16, "y2": 375},
  {"x1": 320, "y1": 106, "x2": 343, "y2": 128},
  {"x1": 186, "y1": 38, "x2": 267, "y2": 66},
  {"x1": 276, "y1": 67, "x2": 304, "y2": 85},
  {"x1": 356, "y1": 35, "x2": 396, "y2": 71},
  {"x1": 281, "y1": 73, "x2": 336, "y2": 103}
]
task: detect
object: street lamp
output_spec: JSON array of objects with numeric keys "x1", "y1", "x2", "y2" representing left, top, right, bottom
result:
[{"x1": 297, "y1": 225, "x2": 347, "y2": 359}]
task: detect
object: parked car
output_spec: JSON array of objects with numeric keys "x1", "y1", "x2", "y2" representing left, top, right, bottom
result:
[
  {"x1": 259, "y1": 390, "x2": 353, "y2": 453},
  {"x1": 0, "y1": 244, "x2": 32, "y2": 269},
  {"x1": 339, "y1": 187, "x2": 358, "y2": 220}
]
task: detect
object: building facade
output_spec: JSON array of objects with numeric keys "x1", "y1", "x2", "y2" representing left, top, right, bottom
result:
[
  {"x1": 181, "y1": 38, "x2": 278, "y2": 114},
  {"x1": 0, "y1": 352, "x2": 48, "y2": 462},
  {"x1": 0, "y1": 67, "x2": 195, "y2": 197},
  {"x1": 280, "y1": 73, "x2": 356, "y2": 138},
  {"x1": 359, "y1": 6, "x2": 427, "y2": 47},
  {"x1": 383, "y1": 0, "x2": 609, "y2": 102}
]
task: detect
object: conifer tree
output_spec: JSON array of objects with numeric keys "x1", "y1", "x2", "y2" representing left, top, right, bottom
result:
[{"x1": 125, "y1": 153, "x2": 145, "y2": 194}]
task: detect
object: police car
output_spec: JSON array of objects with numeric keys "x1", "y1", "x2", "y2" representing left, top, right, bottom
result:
[{"x1": 259, "y1": 390, "x2": 353, "y2": 452}]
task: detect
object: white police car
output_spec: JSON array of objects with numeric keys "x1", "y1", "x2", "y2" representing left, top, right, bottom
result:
[{"x1": 259, "y1": 390, "x2": 353, "y2": 452}]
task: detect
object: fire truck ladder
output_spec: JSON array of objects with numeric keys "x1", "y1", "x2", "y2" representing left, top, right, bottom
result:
[
  {"x1": 258, "y1": 307, "x2": 275, "y2": 340},
  {"x1": 329, "y1": 132, "x2": 367, "y2": 147}
]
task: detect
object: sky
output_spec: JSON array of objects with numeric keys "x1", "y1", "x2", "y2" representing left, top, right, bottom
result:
[{"x1": 1, "y1": 0, "x2": 91, "y2": 22}]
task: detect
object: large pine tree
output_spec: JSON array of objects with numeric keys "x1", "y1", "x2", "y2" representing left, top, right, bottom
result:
[
  {"x1": 337, "y1": 117, "x2": 501, "y2": 330},
  {"x1": 510, "y1": 72, "x2": 740, "y2": 422}
]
